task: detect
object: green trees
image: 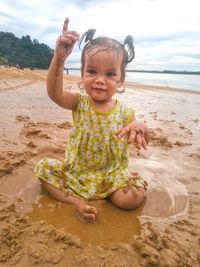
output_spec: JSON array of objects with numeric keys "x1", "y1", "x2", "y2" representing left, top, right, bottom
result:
[{"x1": 0, "y1": 32, "x2": 54, "y2": 69}]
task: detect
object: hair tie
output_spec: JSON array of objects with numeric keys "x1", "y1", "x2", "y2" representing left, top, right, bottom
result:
[
  {"x1": 124, "y1": 35, "x2": 135, "y2": 63},
  {"x1": 78, "y1": 29, "x2": 96, "y2": 49}
]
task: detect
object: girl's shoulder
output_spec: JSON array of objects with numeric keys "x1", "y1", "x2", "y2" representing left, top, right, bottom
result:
[{"x1": 74, "y1": 93, "x2": 90, "y2": 114}]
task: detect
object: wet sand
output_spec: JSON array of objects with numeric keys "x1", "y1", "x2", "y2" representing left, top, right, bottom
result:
[{"x1": 0, "y1": 66, "x2": 200, "y2": 266}]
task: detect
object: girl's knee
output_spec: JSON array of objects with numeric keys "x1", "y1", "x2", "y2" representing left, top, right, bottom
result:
[
  {"x1": 128, "y1": 188, "x2": 146, "y2": 209},
  {"x1": 110, "y1": 187, "x2": 146, "y2": 210}
]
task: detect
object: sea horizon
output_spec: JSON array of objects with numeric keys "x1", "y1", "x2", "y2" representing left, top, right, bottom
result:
[{"x1": 64, "y1": 69, "x2": 200, "y2": 92}]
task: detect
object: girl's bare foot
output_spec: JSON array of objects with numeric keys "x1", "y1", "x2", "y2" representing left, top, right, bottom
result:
[
  {"x1": 76, "y1": 203, "x2": 98, "y2": 223},
  {"x1": 39, "y1": 180, "x2": 98, "y2": 223}
]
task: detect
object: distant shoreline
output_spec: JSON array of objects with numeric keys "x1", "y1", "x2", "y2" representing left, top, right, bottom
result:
[
  {"x1": 64, "y1": 67, "x2": 200, "y2": 76},
  {"x1": 1, "y1": 65, "x2": 199, "y2": 75},
  {"x1": 126, "y1": 70, "x2": 200, "y2": 75},
  {"x1": 1, "y1": 66, "x2": 199, "y2": 94}
]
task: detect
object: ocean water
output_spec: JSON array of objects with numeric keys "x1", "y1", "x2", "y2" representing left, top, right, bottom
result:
[
  {"x1": 65, "y1": 69, "x2": 200, "y2": 92},
  {"x1": 126, "y1": 72, "x2": 200, "y2": 92}
]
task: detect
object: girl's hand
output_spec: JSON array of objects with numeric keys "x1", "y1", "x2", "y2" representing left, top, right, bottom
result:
[
  {"x1": 55, "y1": 18, "x2": 80, "y2": 62},
  {"x1": 116, "y1": 121, "x2": 150, "y2": 150}
]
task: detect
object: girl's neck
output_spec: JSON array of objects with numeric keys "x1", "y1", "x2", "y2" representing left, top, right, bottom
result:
[{"x1": 89, "y1": 97, "x2": 116, "y2": 113}]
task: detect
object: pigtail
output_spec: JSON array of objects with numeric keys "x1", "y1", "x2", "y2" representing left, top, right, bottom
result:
[
  {"x1": 78, "y1": 29, "x2": 96, "y2": 49},
  {"x1": 124, "y1": 35, "x2": 135, "y2": 63}
]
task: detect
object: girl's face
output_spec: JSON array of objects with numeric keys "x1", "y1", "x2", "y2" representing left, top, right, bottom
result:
[{"x1": 82, "y1": 48, "x2": 123, "y2": 104}]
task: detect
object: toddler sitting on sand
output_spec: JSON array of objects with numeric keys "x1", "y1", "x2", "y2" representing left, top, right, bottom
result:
[{"x1": 35, "y1": 18, "x2": 150, "y2": 223}]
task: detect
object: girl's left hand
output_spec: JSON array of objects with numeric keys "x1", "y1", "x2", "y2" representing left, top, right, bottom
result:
[{"x1": 116, "y1": 121, "x2": 150, "y2": 150}]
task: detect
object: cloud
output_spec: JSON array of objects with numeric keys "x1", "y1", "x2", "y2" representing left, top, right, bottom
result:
[
  {"x1": 126, "y1": 30, "x2": 200, "y2": 71},
  {"x1": 0, "y1": 0, "x2": 200, "y2": 71}
]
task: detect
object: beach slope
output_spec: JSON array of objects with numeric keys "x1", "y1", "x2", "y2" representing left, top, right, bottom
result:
[{"x1": 0, "y1": 67, "x2": 200, "y2": 267}]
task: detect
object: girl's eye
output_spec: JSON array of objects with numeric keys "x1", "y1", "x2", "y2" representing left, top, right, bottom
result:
[
  {"x1": 87, "y1": 69, "x2": 96, "y2": 74},
  {"x1": 107, "y1": 72, "x2": 115, "y2": 77}
]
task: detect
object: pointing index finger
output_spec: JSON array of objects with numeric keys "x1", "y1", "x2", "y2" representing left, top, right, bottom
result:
[{"x1": 62, "y1": 17, "x2": 69, "y2": 34}]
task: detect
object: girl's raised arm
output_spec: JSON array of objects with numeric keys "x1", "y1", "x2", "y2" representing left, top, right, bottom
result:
[{"x1": 47, "y1": 18, "x2": 80, "y2": 110}]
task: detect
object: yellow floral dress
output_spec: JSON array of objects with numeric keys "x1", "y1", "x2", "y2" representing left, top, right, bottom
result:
[{"x1": 34, "y1": 94, "x2": 147, "y2": 199}]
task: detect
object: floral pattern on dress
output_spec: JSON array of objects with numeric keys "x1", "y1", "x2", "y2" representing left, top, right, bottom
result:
[{"x1": 34, "y1": 93, "x2": 147, "y2": 199}]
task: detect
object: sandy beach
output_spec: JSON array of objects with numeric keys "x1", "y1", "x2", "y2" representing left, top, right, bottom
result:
[{"x1": 0, "y1": 66, "x2": 200, "y2": 267}]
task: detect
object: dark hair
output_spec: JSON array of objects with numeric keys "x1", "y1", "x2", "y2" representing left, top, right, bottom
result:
[{"x1": 79, "y1": 29, "x2": 135, "y2": 82}]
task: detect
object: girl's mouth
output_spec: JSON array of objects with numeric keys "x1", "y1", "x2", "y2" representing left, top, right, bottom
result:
[{"x1": 92, "y1": 86, "x2": 106, "y2": 91}]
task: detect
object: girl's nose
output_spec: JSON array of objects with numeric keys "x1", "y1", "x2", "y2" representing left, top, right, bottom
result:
[{"x1": 95, "y1": 75, "x2": 105, "y2": 84}]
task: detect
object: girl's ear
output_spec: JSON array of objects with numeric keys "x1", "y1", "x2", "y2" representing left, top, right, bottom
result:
[
  {"x1": 117, "y1": 80, "x2": 123, "y2": 88},
  {"x1": 117, "y1": 81, "x2": 125, "y2": 93}
]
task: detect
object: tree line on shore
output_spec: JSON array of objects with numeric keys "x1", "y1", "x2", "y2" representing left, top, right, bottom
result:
[{"x1": 0, "y1": 32, "x2": 54, "y2": 69}]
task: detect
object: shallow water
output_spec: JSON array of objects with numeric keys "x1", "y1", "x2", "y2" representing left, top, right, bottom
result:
[
  {"x1": 27, "y1": 195, "x2": 142, "y2": 245},
  {"x1": 129, "y1": 150, "x2": 189, "y2": 218},
  {"x1": 0, "y1": 161, "x2": 141, "y2": 245},
  {"x1": 0, "y1": 149, "x2": 189, "y2": 245},
  {"x1": 126, "y1": 72, "x2": 200, "y2": 92}
]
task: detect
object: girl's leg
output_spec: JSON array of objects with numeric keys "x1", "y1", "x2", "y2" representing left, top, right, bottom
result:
[
  {"x1": 40, "y1": 179, "x2": 98, "y2": 223},
  {"x1": 109, "y1": 186, "x2": 146, "y2": 210}
]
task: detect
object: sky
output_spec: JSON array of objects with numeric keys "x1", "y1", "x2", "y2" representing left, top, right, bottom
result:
[{"x1": 0, "y1": 0, "x2": 200, "y2": 71}]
